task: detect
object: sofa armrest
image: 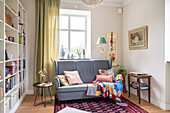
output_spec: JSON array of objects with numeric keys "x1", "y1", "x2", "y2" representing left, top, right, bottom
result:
[{"x1": 53, "y1": 76, "x2": 60, "y2": 88}]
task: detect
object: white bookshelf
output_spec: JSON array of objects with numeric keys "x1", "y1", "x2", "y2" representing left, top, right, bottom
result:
[{"x1": 0, "y1": 0, "x2": 27, "y2": 113}]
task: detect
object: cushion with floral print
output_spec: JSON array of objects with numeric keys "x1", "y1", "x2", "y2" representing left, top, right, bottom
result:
[
  {"x1": 57, "y1": 75, "x2": 69, "y2": 86},
  {"x1": 99, "y1": 68, "x2": 115, "y2": 82}
]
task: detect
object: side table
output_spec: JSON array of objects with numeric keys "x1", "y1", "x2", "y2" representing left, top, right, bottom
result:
[
  {"x1": 128, "y1": 74, "x2": 152, "y2": 104},
  {"x1": 33, "y1": 82, "x2": 54, "y2": 107}
]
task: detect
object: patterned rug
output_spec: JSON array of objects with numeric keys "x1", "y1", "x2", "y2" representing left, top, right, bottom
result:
[{"x1": 54, "y1": 96, "x2": 148, "y2": 113}]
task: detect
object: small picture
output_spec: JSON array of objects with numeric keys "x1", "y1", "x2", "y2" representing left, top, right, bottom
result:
[{"x1": 128, "y1": 26, "x2": 148, "y2": 50}]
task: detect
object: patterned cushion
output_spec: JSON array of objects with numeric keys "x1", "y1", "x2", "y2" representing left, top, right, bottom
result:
[
  {"x1": 99, "y1": 68, "x2": 115, "y2": 82},
  {"x1": 57, "y1": 75, "x2": 69, "y2": 86}
]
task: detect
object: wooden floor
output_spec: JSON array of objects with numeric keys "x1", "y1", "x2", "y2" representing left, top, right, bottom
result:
[{"x1": 16, "y1": 92, "x2": 170, "y2": 113}]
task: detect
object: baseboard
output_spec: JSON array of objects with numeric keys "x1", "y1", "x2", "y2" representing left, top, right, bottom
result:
[
  {"x1": 27, "y1": 89, "x2": 34, "y2": 94},
  {"x1": 130, "y1": 89, "x2": 169, "y2": 110}
]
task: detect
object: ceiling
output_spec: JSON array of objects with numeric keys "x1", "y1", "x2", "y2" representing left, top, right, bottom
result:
[{"x1": 61, "y1": 0, "x2": 133, "y2": 7}]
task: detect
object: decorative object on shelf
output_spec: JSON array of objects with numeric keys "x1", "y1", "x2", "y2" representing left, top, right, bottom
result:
[
  {"x1": 5, "y1": 49, "x2": 9, "y2": 60},
  {"x1": 71, "y1": 54, "x2": 74, "y2": 59},
  {"x1": 5, "y1": 9, "x2": 12, "y2": 26},
  {"x1": 96, "y1": 37, "x2": 107, "y2": 53},
  {"x1": 82, "y1": 0, "x2": 103, "y2": 8},
  {"x1": 38, "y1": 68, "x2": 47, "y2": 83},
  {"x1": 67, "y1": 54, "x2": 70, "y2": 59},
  {"x1": 60, "y1": 45, "x2": 65, "y2": 58},
  {"x1": 128, "y1": 26, "x2": 148, "y2": 50},
  {"x1": 83, "y1": 49, "x2": 86, "y2": 58},
  {"x1": 11, "y1": 9, "x2": 16, "y2": 15},
  {"x1": 8, "y1": 37, "x2": 14, "y2": 42},
  {"x1": 106, "y1": 32, "x2": 118, "y2": 66},
  {"x1": 76, "y1": 49, "x2": 82, "y2": 59},
  {"x1": 117, "y1": 66, "x2": 127, "y2": 93}
]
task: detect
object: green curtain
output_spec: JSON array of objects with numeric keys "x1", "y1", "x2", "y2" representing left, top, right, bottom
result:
[{"x1": 34, "y1": 0, "x2": 60, "y2": 95}]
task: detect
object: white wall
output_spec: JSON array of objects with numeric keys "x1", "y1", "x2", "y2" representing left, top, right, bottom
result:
[
  {"x1": 122, "y1": 0, "x2": 166, "y2": 109},
  {"x1": 61, "y1": 2, "x2": 122, "y2": 62},
  {"x1": 20, "y1": 0, "x2": 35, "y2": 94}
]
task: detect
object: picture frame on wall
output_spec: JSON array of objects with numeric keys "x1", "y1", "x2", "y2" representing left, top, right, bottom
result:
[
  {"x1": 106, "y1": 32, "x2": 118, "y2": 67},
  {"x1": 128, "y1": 26, "x2": 148, "y2": 50}
]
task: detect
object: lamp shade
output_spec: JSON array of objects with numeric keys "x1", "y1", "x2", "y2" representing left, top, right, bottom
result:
[{"x1": 96, "y1": 37, "x2": 107, "y2": 44}]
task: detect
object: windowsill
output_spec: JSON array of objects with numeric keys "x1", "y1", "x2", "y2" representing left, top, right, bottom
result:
[
  {"x1": 167, "y1": 61, "x2": 170, "y2": 63},
  {"x1": 60, "y1": 58, "x2": 90, "y2": 60}
]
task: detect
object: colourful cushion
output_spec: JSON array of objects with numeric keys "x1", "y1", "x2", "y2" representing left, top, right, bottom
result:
[
  {"x1": 95, "y1": 75, "x2": 113, "y2": 83},
  {"x1": 99, "y1": 68, "x2": 115, "y2": 82},
  {"x1": 57, "y1": 75, "x2": 69, "y2": 86},
  {"x1": 64, "y1": 71, "x2": 83, "y2": 85}
]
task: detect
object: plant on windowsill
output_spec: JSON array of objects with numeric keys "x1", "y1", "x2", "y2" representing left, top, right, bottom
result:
[
  {"x1": 76, "y1": 49, "x2": 82, "y2": 59},
  {"x1": 83, "y1": 49, "x2": 86, "y2": 58}
]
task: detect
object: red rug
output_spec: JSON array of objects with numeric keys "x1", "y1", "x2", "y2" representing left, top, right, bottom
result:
[{"x1": 54, "y1": 96, "x2": 148, "y2": 113}]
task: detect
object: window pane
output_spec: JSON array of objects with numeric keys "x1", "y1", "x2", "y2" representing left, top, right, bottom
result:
[
  {"x1": 59, "y1": 16, "x2": 69, "y2": 29},
  {"x1": 70, "y1": 16, "x2": 85, "y2": 30},
  {"x1": 59, "y1": 31, "x2": 68, "y2": 58},
  {"x1": 70, "y1": 31, "x2": 86, "y2": 55}
]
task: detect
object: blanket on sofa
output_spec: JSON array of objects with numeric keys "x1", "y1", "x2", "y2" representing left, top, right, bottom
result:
[{"x1": 86, "y1": 74, "x2": 124, "y2": 102}]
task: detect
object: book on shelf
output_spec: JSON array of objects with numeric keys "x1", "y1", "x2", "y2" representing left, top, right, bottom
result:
[
  {"x1": 129, "y1": 72, "x2": 148, "y2": 75},
  {"x1": 0, "y1": 87, "x2": 4, "y2": 101},
  {"x1": 5, "y1": 76, "x2": 15, "y2": 93},
  {"x1": 130, "y1": 81, "x2": 148, "y2": 90}
]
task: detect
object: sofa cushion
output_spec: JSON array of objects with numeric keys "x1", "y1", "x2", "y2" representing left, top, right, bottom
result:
[
  {"x1": 76, "y1": 61, "x2": 94, "y2": 83},
  {"x1": 93, "y1": 60, "x2": 111, "y2": 77},
  {"x1": 57, "y1": 75, "x2": 69, "y2": 86},
  {"x1": 95, "y1": 75, "x2": 113, "y2": 83},
  {"x1": 64, "y1": 71, "x2": 83, "y2": 85},
  {"x1": 99, "y1": 68, "x2": 115, "y2": 82},
  {"x1": 57, "y1": 84, "x2": 88, "y2": 93}
]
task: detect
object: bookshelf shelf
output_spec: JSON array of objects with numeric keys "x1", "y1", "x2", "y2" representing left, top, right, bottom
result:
[
  {"x1": 5, "y1": 23, "x2": 18, "y2": 32},
  {"x1": 0, "y1": 0, "x2": 27, "y2": 112},
  {"x1": 5, "y1": 59, "x2": 18, "y2": 62},
  {"x1": 0, "y1": 19, "x2": 3, "y2": 23},
  {"x1": 5, "y1": 4, "x2": 18, "y2": 18},
  {"x1": 5, "y1": 85, "x2": 18, "y2": 96},
  {"x1": 5, "y1": 72, "x2": 18, "y2": 79},
  {"x1": 5, "y1": 40, "x2": 18, "y2": 45},
  {"x1": 0, "y1": 79, "x2": 3, "y2": 82},
  {"x1": 0, "y1": 99, "x2": 4, "y2": 104}
]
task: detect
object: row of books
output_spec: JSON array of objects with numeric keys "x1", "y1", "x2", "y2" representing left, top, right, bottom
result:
[
  {"x1": 0, "y1": 87, "x2": 4, "y2": 102},
  {"x1": 5, "y1": 61, "x2": 17, "y2": 77},
  {"x1": 5, "y1": 76, "x2": 16, "y2": 93},
  {"x1": 130, "y1": 81, "x2": 148, "y2": 90}
]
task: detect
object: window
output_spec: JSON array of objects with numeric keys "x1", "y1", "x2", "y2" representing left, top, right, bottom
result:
[{"x1": 59, "y1": 9, "x2": 91, "y2": 59}]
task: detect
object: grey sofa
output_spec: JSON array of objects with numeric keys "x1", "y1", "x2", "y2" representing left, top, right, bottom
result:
[{"x1": 54, "y1": 60, "x2": 112, "y2": 102}]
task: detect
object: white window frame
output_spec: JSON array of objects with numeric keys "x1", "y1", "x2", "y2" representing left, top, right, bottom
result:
[{"x1": 59, "y1": 9, "x2": 91, "y2": 58}]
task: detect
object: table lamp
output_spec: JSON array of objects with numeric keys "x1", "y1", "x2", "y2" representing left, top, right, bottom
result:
[{"x1": 96, "y1": 37, "x2": 107, "y2": 53}]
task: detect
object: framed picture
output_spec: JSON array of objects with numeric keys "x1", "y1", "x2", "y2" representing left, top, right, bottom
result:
[
  {"x1": 128, "y1": 26, "x2": 148, "y2": 50},
  {"x1": 106, "y1": 32, "x2": 118, "y2": 67}
]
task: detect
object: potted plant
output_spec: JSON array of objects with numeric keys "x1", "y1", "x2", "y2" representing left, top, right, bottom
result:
[
  {"x1": 76, "y1": 49, "x2": 82, "y2": 59},
  {"x1": 83, "y1": 49, "x2": 86, "y2": 58}
]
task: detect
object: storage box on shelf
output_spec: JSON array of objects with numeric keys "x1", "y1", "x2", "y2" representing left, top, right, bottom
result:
[{"x1": 0, "y1": 0, "x2": 27, "y2": 113}]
